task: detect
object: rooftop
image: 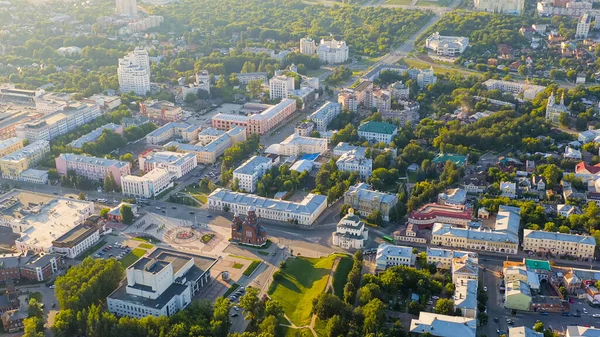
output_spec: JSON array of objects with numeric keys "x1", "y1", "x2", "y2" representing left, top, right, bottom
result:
[
  {"x1": 58, "y1": 153, "x2": 129, "y2": 169},
  {"x1": 69, "y1": 123, "x2": 121, "y2": 148},
  {"x1": 140, "y1": 151, "x2": 196, "y2": 167},
  {"x1": 248, "y1": 99, "x2": 296, "y2": 121},
  {"x1": 345, "y1": 183, "x2": 397, "y2": 204},
  {"x1": 309, "y1": 101, "x2": 340, "y2": 121},
  {"x1": 52, "y1": 224, "x2": 98, "y2": 247},
  {"x1": 524, "y1": 259, "x2": 552, "y2": 271},
  {"x1": 0, "y1": 137, "x2": 22, "y2": 151},
  {"x1": 357, "y1": 121, "x2": 397, "y2": 135},
  {"x1": 433, "y1": 153, "x2": 467, "y2": 166},
  {"x1": 376, "y1": 243, "x2": 413, "y2": 259},
  {"x1": 509, "y1": 327, "x2": 544, "y2": 337},
  {"x1": 208, "y1": 188, "x2": 327, "y2": 215},
  {"x1": 566, "y1": 326, "x2": 600, "y2": 337},
  {"x1": 0, "y1": 140, "x2": 49, "y2": 162},
  {"x1": 523, "y1": 230, "x2": 596, "y2": 246},
  {"x1": 454, "y1": 279, "x2": 478, "y2": 310},
  {"x1": 146, "y1": 122, "x2": 201, "y2": 139},
  {"x1": 234, "y1": 156, "x2": 272, "y2": 176},
  {"x1": 409, "y1": 312, "x2": 476, "y2": 337},
  {"x1": 506, "y1": 280, "x2": 531, "y2": 297}
]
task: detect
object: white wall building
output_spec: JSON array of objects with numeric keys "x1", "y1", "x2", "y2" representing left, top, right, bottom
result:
[
  {"x1": 332, "y1": 208, "x2": 369, "y2": 249},
  {"x1": 121, "y1": 168, "x2": 174, "y2": 198},
  {"x1": 232, "y1": 156, "x2": 273, "y2": 193},
  {"x1": 336, "y1": 149, "x2": 373, "y2": 180},
  {"x1": 269, "y1": 75, "x2": 295, "y2": 100},
  {"x1": 375, "y1": 243, "x2": 416, "y2": 269},
  {"x1": 278, "y1": 134, "x2": 328, "y2": 156},
  {"x1": 317, "y1": 39, "x2": 349, "y2": 64},
  {"x1": 208, "y1": 188, "x2": 327, "y2": 226},
  {"x1": 52, "y1": 225, "x2": 100, "y2": 259},
  {"x1": 577, "y1": 13, "x2": 592, "y2": 39},
  {"x1": 138, "y1": 151, "x2": 197, "y2": 178},
  {"x1": 309, "y1": 101, "x2": 341, "y2": 132},
  {"x1": 482, "y1": 79, "x2": 546, "y2": 100},
  {"x1": 19, "y1": 169, "x2": 48, "y2": 185},
  {"x1": 300, "y1": 37, "x2": 317, "y2": 55},
  {"x1": 116, "y1": 0, "x2": 137, "y2": 17},
  {"x1": 357, "y1": 121, "x2": 398, "y2": 144},
  {"x1": 425, "y1": 33, "x2": 469, "y2": 56},
  {"x1": 473, "y1": 0, "x2": 525, "y2": 14},
  {"x1": 416, "y1": 68, "x2": 437, "y2": 89},
  {"x1": 118, "y1": 48, "x2": 150, "y2": 96}
]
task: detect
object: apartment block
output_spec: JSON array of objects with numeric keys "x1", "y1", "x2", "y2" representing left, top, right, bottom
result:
[
  {"x1": 140, "y1": 100, "x2": 183, "y2": 122},
  {"x1": 269, "y1": 75, "x2": 295, "y2": 100},
  {"x1": 278, "y1": 134, "x2": 328, "y2": 156},
  {"x1": 522, "y1": 230, "x2": 596, "y2": 258},
  {"x1": 145, "y1": 122, "x2": 201, "y2": 144},
  {"x1": 232, "y1": 156, "x2": 273, "y2": 193},
  {"x1": 0, "y1": 138, "x2": 23, "y2": 158},
  {"x1": 164, "y1": 126, "x2": 246, "y2": 164},
  {"x1": 317, "y1": 39, "x2": 349, "y2": 64},
  {"x1": 482, "y1": 79, "x2": 546, "y2": 100},
  {"x1": 118, "y1": 48, "x2": 150, "y2": 96},
  {"x1": 336, "y1": 149, "x2": 373, "y2": 180},
  {"x1": 55, "y1": 153, "x2": 131, "y2": 185},
  {"x1": 309, "y1": 101, "x2": 341, "y2": 132},
  {"x1": 300, "y1": 37, "x2": 317, "y2": 55},
  {"x1": 138, "y1": 151, "x2": 197, "y2": 178},
  {"x1": 473, "y1": 0, "x2": 524, "y2": 14},
  {"x1": 234, "y1": 72, "x2": 268, "y2": 85},
  {"x1": 338, "y1": 92, "x2": 358, "y2": 111},
  {"x1": 343, "y1": 183, "x2": 398, "y2": 221},
  {"x1": 121, "y1": 168, "x2": 173, "y2": 198},
  {"x1": 69, "y1": 123, "x2": 124, "y2": 149},
  {"x1": 0, "y1": 140, "x2": 50, "y2": 179}
]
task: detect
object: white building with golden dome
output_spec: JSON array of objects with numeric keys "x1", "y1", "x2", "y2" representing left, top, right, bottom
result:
[{"x1": 332, "y1": 209, "x2": 369, "y2": 249}]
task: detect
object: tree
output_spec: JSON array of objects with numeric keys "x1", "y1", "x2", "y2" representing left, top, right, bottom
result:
[
  {"x1": 559, "y1": 112, "x2": 569, "y2": 127},
  {"x1": 544, "y1": 222, "x2": 558, "y2": 232},
  {"x1": 99, "y1": 207, "x2": 110, "y2": 219},
  {"x1": 27, "y1": 298, "x2": 44, "y2": 320},
  {"x1": 238, "y1": 287, "x2": 264, "y2": 328},
  {"x1": 534, "y1": 321, "x2": 544, "y2": 332},
  {"x1": 119, "y1": 153, "x2": 134, "y2": 163},
  {"x1": 210, "y1": 297, "x2": 231, "y2": 337},
  {"x1": 325, "y1": 315, "x2": 346, "y2": 337},
  {"x1": 312, "y1": 293, "x2": 346, "y2": 320},
  {"x1": 366, "y1": 210, "x2": 383, "y2": 226},
  {"x1": 283, "y1": 180, "x2": 294, "y2": 191},
  {"x1": 120, "y1": 204, "x2": 134, "y2": 225},
  {"x1": 23, "y1": 317, "x2": 44, "y2": 337},
  {"x1": 559, "y1": 225, "x2": 571, "y2": 233},
  {"x1": 48, "y1": 169, "x2": 59, "y2": 181},
  {"x1": 435, "y1": 298, "x2": 455, "y2": 315},
  {"x1": 185, "y1": 92, "x2": 198, "y2": 104},
  {"x1": 103, "y1": 172, "x2": 119, "y2": 192},
  {"x1": 247, "y1": 79, "x2": 264, "y2": 98},
  {"x1": 408, "y1": 300, "x2": 421, "y2": 315},
  {"x1": 78, "y1": 192, "x2": 86, "y2": 200},
  {"x1": 363, "y1": 298, "x2": 386, "y2": 335}
]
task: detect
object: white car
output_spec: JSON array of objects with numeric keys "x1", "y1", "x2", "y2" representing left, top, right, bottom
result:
[
  {"x1": 593, "y1": 314, "x2": 600, "y2": 318},
  {"x1": 584, "y1": 308, "x2": 589, "y2": 314},
  {"x1": 484, "y1": 286, "x2": 488, "y2": 291}
]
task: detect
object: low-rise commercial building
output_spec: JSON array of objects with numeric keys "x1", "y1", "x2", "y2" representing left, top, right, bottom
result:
[
  {"x1": 145, "y1": 122, "x2": 201, "y2": 145},
  {"x1": 357, "y1": 121, "x2": 398, "y2": 144},
  {"x1": 454, "y1": 279, "x2": 478, "y2": 318},
  {"x1": 69, "y1": 123, "x2": 124, "y2": 148},
  {"x1": 522, "y1": 230, "x2": 596, "y2": 258},
  {"x1": 0, "y1": 140, "x2": 50, "y2": 179},
  {"x1": 430, "y1": 205, "x2": 521, "y2": 254},
  {"x1": 107, "y1": 203, "x2": 138, "y2": 223},
  {"x1": 332, "y1": 208, "x2": 369, "y2": 249},
  {"x1": 505, "y1": 280, "x2": 532, "y2": 311},
  {"x1": 408, "y1": 203, "x2": 473, "y2": 229},
  {"x1": 55, "y1": 153, "x2": 131, "y2": 186},
  {"x1": 208, "y1": 188, "x2": 327, "y2": 226},
  {"x1": 343, "y1": 183, "x2": 397, "y2": 221},
  {"x1": 0, "y1": 251, "x2": 62, "y2": 282},
  {"x1": 336, "y1": 149, "x2": 373, "y2": 180},
  {"x1": 138, "y1": 151, "x2": 197, "y2": 178},
  {"x1": 375, "y1": 243, "x2": 415, "y2": 269},
  {"x1": 426, "y1": 248, "x2": 478, "y2": 270},
  {"x1": 425, "y1": 32, "x2": 469, "y2": 56},
  {"x1": 139, "y1": 100, "x2": 183, "y2": 122},
  {"x1": 0, "y1": 138, "x2": 23, "y2": 158},
  {"x1": 121, "y1": 168, "x2": 173, "y2": 198},
  {"x1": 164, "y1": 127, "x2": 246, "y2": 164},
  {"x1": 107, "y1": 248, "x2": 218, "y2": 318},
  {"x1": 410, "y1": 312, "x2": 476, "y2": 337},
  {"x1": 309, "y1": 102, "x2": 340, "y2": 132},
  {"x1": 19, "y1": 169, "x2": 48, "y2": 185},
  {"x1": 278, "y1": 134, "x2": 328, "y2": 156},
  {"x1": 233, "y1": 156, "x2": 273, "y2": 193},
  {"x1": 51, "y1": 224, "x2": 100, "y2": 259}
]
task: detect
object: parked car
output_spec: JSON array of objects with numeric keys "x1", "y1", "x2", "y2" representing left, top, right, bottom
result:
[
  {"x1": 584, "y1": 308, "x2": 589, "y2": 314},
  {"x1": 483, "y1": 286, "x2": 487, "y2": 291},
  {"x1": 540, "y1": 312, "x2": 549, "y2": 315},
  {"x1": 189, "y1": 211, "x2": 195, "y2": 214},
  {"x1": 573, "y1": 313, "x2": 582, "y2": 317},
  {"x1": 562, "y1": 312, "x2": 570, "y2": 317},
  {"x1": 592, "y1": 314, "x2": 600, "y2": 318},
  {"x1": 231, "y1": 313, "x2": 239, "y2": 317},
  {"x1": 494, "y1": 317, "x2": 499, "y2": 323}
]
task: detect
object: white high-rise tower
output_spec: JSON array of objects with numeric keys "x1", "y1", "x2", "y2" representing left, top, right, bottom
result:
[
  {"x1": 118, "y1": 48, "x2": 150, "y2": 96},
  {"x1": 116, "y1": 0, "x2": 138, "y2": 17}
]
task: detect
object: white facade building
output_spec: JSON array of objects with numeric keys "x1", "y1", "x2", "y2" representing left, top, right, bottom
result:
[
  {"x1": 278, "y1": 134, "x2": 328, "y2": 156},
  {"x1": 232, "y1": 156, "x2": 273, "y2": 193},
  {"x1": 577, "y1": 13, "x2": 592, "y2": 39},
  {"x1": 118, "y1": 48, "x2": 151, "y2": 96},
  {"x1": 107, "y1": 248, "x2": 217, "y2": 318},
  {"x1": 300, "y1": 37, "x2": 317, "y2": 55},
  {"x1": 425, "y1": 33, "x2": 469, "y2": 56},
  {"x1": 416, "y1": 68, "x2": 437, "y2": 88},
  {"x1": 52, "y1": 225, "x2": 100, "y2": 259},
  {"x1": 138, "y1": 151, "x2": 197, "y2": 178},
  {"x1": 116, "y1": 0, "x2": 137, "y2": 17},
  {"x1": 269, "y1": 75, "x2": 295, "y2": 100},
  {"x1": 482, "y1": 79, "x2": 546, "y2": 100},
  {"x1": 375, "y1": 243, "x2": 416, "y2": 269},
  {"x1": 309, "y1": 101, "x2": 341, "y2": 132},
  {"x1": 357, "y1": 121, "x2": 398, "y2": 144},
  {"x1": 0, "y1": 140, "x2": 50, "y2": 179},
  {"x1": 19, "y1": 169, "x2": 48, "y2": 185},
  {"x1": 473, "y1": 0, "x2": 525, "y2": 14},
  {"x1": 317, "y1": 39, "x2": 349, "y2": 64},
  {"x1": 208, "y1": 188, "x2": 327, "y2": 226},
  {"x1": 332, "y1": 209, "x2": 369, "y2": 249},
  {"x1": 522, "y1": 230, "x2": 596, "y2": 258},
  {"x1": 336, "y1": 149, "x2": 373, "y2": 180},
  {"x1": 121, "y1": 168, "x2": 174, "y2": 198}
]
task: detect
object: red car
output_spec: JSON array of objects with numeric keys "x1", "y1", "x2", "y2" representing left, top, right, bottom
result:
[{"x1": 569, "y1": 298, "x2": 575, "y2": 303}]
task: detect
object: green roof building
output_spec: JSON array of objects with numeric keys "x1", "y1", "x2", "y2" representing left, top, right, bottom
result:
[
  {"x1": 357, "y1": 121, "x2": 398, "y2": 144},
  {"x1": 432, "y1": 153, "x2": 467, "y2": 166},
  {"x1": 524, "y1": 259, "x2": 551, "y2": 271}
]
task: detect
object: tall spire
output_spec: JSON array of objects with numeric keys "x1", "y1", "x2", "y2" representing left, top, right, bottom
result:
[{"x1": 560, "y1": 92, "x2": 565, "y2": 106}]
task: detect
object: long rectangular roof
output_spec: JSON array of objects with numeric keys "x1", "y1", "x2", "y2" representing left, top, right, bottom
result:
[
  {"x1": 523, "y1": 229, "x2": 596, "y2": 245},
  {"x1": 248, "y1": 98, "x2": 295, "y2": 121},
  {"x1": 345, "y1": 183, "x2": 396, "y2": 204},
  {"x1": 69, "y1": 123, "x2": 121, "y2": 148},
  {"x1": 233, "y1": 156, "x2": 272, "y2": 175},
  {"x1": 410, "y1": 312, "x2": 476, "y2": 337},
  {"x1": 58, "y1": 153, "x2": 129, "y2": 169},
  {"x1": 208, "y1": 188, "x2": 326, "y2": 215},
  {"x1": 0, "y1": 140, "x2": 48, "y2": 162}
]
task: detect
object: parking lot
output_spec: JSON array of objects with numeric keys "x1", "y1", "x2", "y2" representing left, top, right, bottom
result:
[{"x1": 89, "y1": 235, "x2": 130, "y2": 261}]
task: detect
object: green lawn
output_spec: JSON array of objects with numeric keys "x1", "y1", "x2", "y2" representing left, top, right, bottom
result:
[
  {"x1": 121, "y1": 248, "x2": 147, "y2": 268},
  {"x1": 415, "y1": 0, "x2": 450, "y2": 6},
  {"x1": 268, "y1": 255, "x2": 340, "y2": 326},
  {"x1": 258, "y1": 251, "x2": 270, "y2": 256},
  {"x1": 138, "y1": 243, "x2": 154, "y2": 249},
  {"x1": 185, "y1": 186, "x2": 210, "y2": 204},
  {"x1": 402, "y1": 58, "x2": 481, "y2": 78},
  {"x1": 282, "y1": 326, "x2": 313, "y2": 337},
  {"x1": 385, "y1": 0, "x2": 412, "y2": 4},
  {"x1": 332, "y1": 255, "x2": 353, "y2": 298},
  {"x1": 243, "y1": 261, "x2": 261, "y2": 277},
  {"x1": 314, "y1": 318, "x2": 328, "y2": 337},
  {"x1": 233, "y1": 263, "x2": 244, "y2": 269},
  {"x1": 29, "y1": 292, "x2": 42, "y2": 302},
  {"x1": 223, "y1": 283, "x2": 240, "y2": 297}
]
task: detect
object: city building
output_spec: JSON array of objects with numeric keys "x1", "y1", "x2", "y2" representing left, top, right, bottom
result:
[
  {"x1": 0, "y1": 140, "x2": 50, "y2": 179},
  {"x1": 317, "y1": 38, "x2": 349, "y2": 64},
  {"x1": 390, "y1": 81, "x2": 410, "y2": 100},
  {"x1": 357, "y1": 121, "x2": 398, "y2": 144},
  {"x1": 299, "y1": 37, "x2": 317, "y2": 55},
  {"x1": 164, "y1": 127, "x2": 246, "y2": 164},
  {"x1": 575, "y1": 161, "x2": 600, "y2": 181},
  {"x1": 416, "y1": 68, "x2": 437, "y2": 88},
  {"x1": 500, "y1": 181, "x2": 517, "y2": 198},
  {"x1": 309, "y1": 101, "x2": 341, "y2": 132},
  {"x1": 333, "y1": 142, "x2": 366, "y2": 157},
  {"x1": 408, "y1": 203, "x2": 473, "y2": 229},
  {"x1": 277, "y1": 134, "x2": 328, "y2": 156},
  {"x1": 375, "y1": 243, "x2": 416, "y2": 269},
  {"x1": 85, "y1": 94, "x2": 122, "y2": 111},
  {"x1": 332, "y1": 208, "x2": 368, "y2": 249},
  {"x1": 138, "y1": 151, "x2": 197, "y2": 178},
  {"x1": 106, "y1": 203, "x2": 138, "y2": 223},
  {"x1": 425, "y1": 33, "x2": 469, "y2": 56},
  {"x1": 343, "y1": 183, "x2": 398, "y2": 221},
  {"x1": 426, "y1": 248, "x2": 478, "y2": 270},
  {"x1": 19, "y1": 169, "x2": 48, "y2": 185},
  {"x1": 509, "y1": 327, "x2": 543, "y2": 337},
  {"x1": 522, "y1": 230, "x2": 596, "y2": 258},
  {"x1": 566, "y1": 326, "x2": 600, "y2": 337},
  {"x1": 394, "y1": 223, "x2": 427, "y2": 244},
  {"x1": 55, "y1": 153, "x2": 131, "y2": 186},
  {"x1": 118, "y1": 48, "x2": 150, "y2": 96},
  {"x1": 121, "y1": 168, "x2": 174, "y2": 198},
  {"x1": 1, "y1": 309, "x2": 26, "y2": 332},
  {"x1": 107, "y1": 248, "x2": 218, "y2": 318},
  {"x1": 556, "y1": 204, "x2": 578, "y2": 218},
  {"x1": 454, "y1": 279, "x2": 478, "y2": 318},
  {"x1": 208, "y1": 188, "x2": 328, "y2": 226},
  {"x1": 116, "y1": 0, "x2": 137, "y2": 17},
  {"x1": 294, "y1": 122, "x2": 315, "y2": 137},
  {"x1": 211, "y1": 99, "x2": 297, "y2": 135},
  {"x1": 122, "y1": 116, "x2": 150, "y2": 129},
  {"x1": 232, "y1": 156, "x2": 273, "y2": 193},
  {"x1": 0, "y1": 138, "x2": 23, "y2": 158},
  {"x1": 473, "y1": 0, "x2": 525, "y2": 14},
  {"x1": 269, "y1": 75, "x2": 295, "y2": 100},
  {"x1": 69, "y1": 123, "x2": 124, "y2": 149},
  {"x1": 0, "y1": 190, "x2": 95, "y2": 254},
  {"x1": 353, "y1": 80, "x2": 374, "y2": 105},
  {"x1": 370, "y1": 89, "x2": 391, "y2": 113},
  {"x1": 452, "y1": 254, "x2": 479, "y2": 283},
  {"x1": 430, "y1": 205, "x2": 521, "y2": 254},
  {"x1": 16, "y1": 102, "x2": 102, "y2": 142},
  {"x1": 140, "y1": 100, "x2": 183, "y2": 123},
  {"x1": 336, "y1": 149, "x2": 373, "y2": 180},
  {"x1": 234, "y1": 72, "x2": 268, "y2": 85},
  {"x1": 145, "y1": 122, "x2": 201, "y2": 145},
  {"x1": 337, "y1": 92, "x2": 358, "y2": 111},
  {"x1": 546, "y1": 92, "x2": 569, "y2": 123},
  {"x1": 437, "y1": 188, "x2": 467, "y2": 209},
  {"x1": 51, "y1": 224, "x2": 101, "y2": 259},
  {"x1": 482, "y1": 79, "x2": 546, "y2": 100},
  {"x1": 505, "y1": 280, "x2": 532, "y2": 311},
  {"x1": 410, "y1": 312, "x2": 476, "y2": 337},
  {"x1": 0, "y1": 251, "x2": 62, "y2": 282},
  {"x1": 577, "y1": 13, "x2": 592, "y2": 38},
  {"x1": 231, "y1": 208, "x2": 268, "y2": 247}
]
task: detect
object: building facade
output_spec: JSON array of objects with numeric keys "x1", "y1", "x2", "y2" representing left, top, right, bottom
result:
[
  {"x1": 300, "y1": 37, "x2": 317, "y2": 55},
  {"x1": 121, "y1": 168, "x2": 173, "y2": 198},
  {"x1": 278, "y1": 134, "x2": 328, "y2": 156},
  {"x1": 55, "y1": 153, "x2": 131, "y2": 185},
  {"x1": 375, "y1": 244, "x2": 416, "y2": 269},
  {"x1": 269, "y1": 75, "x2": 295, "y2": 100},
  {"x1": 0, "y1": 140, "x2": 50, "y2": 179},
  {"x1": 51, "y1": 225, "x2": 101, "y2": 259},
  {"x1": 332, "y1": 208, "x2": 369, "y2": 249},
  {"x1": 473, "y1": 0, "x2": 524, "y2": 14},
  {"x1": 343, "y1": 183, "x2": 398, "y2": 221},
  {"x1": 140, "y1": 100, "x2": 183, "y2": 123},
  {"x1": 309, "y1": 101, "x2": 341, "y2": 132},
  {"x1": 118, "y1": 48, "x2": 150, "y2": 96},
  {"x1": 164, "y1": 126, "x2": 246, "y2": 164},
  {"x1": 0, "y1": 138, "x2": 23, "y2": 158},
  {"x1": 231, "y1": 208, "x2": 268, "y2": 247},
  {"x1": 522, "y1": 230, "x2": 596, "y2": 258},
  {"x1": 338, "y1": 92, "x2": 358, "y2": 112},
  {"x1": 357, "y1": 121, "x2": 398, "y2": 144},
  {"x1": 232, "y1": 156, "x2": 273, "y2": 193},
  {"x1": 138, "y1": 151, "x2": 197, "y2": 178},
  {"x1": 425, "y1": 33, "x2": 469, "y2": 56},
  {"x1": 317, "y1": 39, "x2": 349, "y2": 64}
]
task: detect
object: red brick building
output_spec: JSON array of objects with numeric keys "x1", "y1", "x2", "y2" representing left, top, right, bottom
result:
[
  {"x1": 0, "y1": 252, "x2": 62, "y2": 283},
  {"x1": 231, "y1": 208, "x2": 268, "y2": 247}
]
